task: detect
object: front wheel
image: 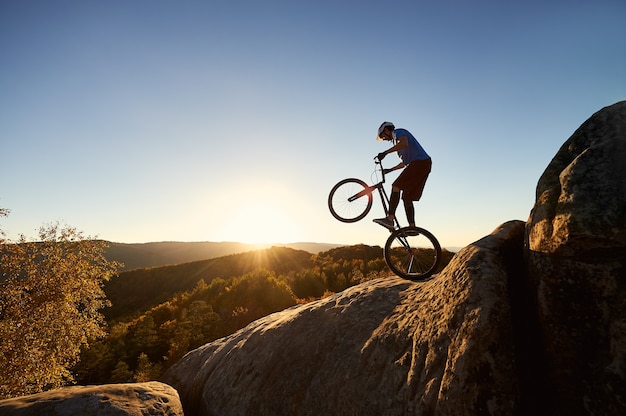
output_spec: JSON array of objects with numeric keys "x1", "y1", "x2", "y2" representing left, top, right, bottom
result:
[
  {"x1": 384, "y1": 226, "x2": 442, "y2": 281},
  {"x1": 328, "y1": 178, "x2": 373, "y2": 223}
]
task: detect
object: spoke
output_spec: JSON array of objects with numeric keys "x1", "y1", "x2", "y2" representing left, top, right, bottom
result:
[{"x1": 407, "y1": 255, "x2": 415, "y2": 273}]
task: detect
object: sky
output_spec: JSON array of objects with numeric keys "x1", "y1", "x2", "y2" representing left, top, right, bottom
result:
[{"x1": 1, "y1": 0, "x2": 625, "y2": 250}]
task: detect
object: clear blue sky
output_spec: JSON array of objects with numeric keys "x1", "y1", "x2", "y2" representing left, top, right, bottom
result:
[{"x1": 1, "y1": 0, "x2": 624, "y2": 249}]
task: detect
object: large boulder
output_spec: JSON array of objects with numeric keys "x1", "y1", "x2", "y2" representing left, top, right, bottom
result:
[
  {"x1": 162, "y1": 221, "x2": 526, "y2": 416},
  {"x1": 525, "y1": 101, "x2": 626, "y2": 414},
  {"x1": 0, "y1": 381, "x2": 183, "y2": 416}
]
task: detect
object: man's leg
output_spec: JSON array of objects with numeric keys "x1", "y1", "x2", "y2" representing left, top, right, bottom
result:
[
  {"x1": 388, "y1": 187, "x2": 401, "y2": 219},
  {"x1": 374, "y1": 186, "x2": 401, "y2": 230},
  {"x1": 403, "y1": 197, "x2": 415, "y2": 226}
]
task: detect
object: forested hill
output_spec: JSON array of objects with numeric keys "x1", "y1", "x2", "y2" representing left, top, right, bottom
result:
[
  {"x1": 104, "y1": 241, "x2": 342, "y2": 271},
  {"x1": 104, "y1": 246, "x2": 316, "y2": 321},
  {"x1": 104, "y1": 244, "x2": 457, "y2": 322}
]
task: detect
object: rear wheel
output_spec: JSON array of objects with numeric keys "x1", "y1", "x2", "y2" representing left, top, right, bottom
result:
[
  {"x1": 328, "y1": 178, "x2": 373, "y2": 223},
  {"x1": 384, "y1": 226, "x2": 442, "y2": 281}
]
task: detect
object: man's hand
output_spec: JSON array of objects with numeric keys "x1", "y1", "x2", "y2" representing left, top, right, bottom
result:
[
  {"x1": 377, "y1": 152, "x2": 386, "y2": 161},
  {"x1": 383, "y1": 168, "x2": 393, "y2": 175}
]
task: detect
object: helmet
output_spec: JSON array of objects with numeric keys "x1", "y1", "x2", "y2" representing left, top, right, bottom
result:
[{"x1": 377, "y1": 121, "x2": 394, "y2": 141}]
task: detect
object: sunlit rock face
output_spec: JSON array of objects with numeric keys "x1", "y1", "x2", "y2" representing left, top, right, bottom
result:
[
  {"x1": 525, "y1": 101, "x2": 626, "y2": 415},
  {"x1": 162, "y1": 221, "x2": 525, "y2": 416},
  {"x1": 526, "y1": 101, "x2": 626, "y2": 254},
  {"x1": 0, "y1": 382, "x2": 183, "y2": 416}
]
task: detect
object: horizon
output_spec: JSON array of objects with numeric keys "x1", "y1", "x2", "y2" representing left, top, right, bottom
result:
[
  {"x1": 1, "y1": 0, "x2": 624, "y2": 249},
  {"x1": 105, "y1": 239, "x2": 463, "y2": 250}
]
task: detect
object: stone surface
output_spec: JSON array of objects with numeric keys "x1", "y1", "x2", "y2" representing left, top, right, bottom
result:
[
  {"x1": 525, "y1": 101, "x2": 626, "y2": 414},
  {"x1": 526, "y1": 100, "x2": 626, "y2": 254},
  {"x1": 162, "y1": 221, "x2": 525, "y2": 416},
  {"x1": 0, "y1": 381, "x2": 183, "y2": 416}
]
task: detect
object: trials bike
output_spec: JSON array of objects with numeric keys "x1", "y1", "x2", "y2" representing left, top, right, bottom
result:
[{"x1": 328, "y1": 158, "x2": 442, "y2": 281}]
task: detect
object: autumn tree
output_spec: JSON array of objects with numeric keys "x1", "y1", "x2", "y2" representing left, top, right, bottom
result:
[
  {"x1": 0, "y1": 219, "x2": 121, "y2": 399},
  {"x1": 0, "y1": 208, "x2": 9, "y2": 243}
]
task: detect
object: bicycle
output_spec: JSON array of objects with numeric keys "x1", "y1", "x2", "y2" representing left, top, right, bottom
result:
[{"x1": 328, "y1": 157, "x2": 442, "y2": 281}]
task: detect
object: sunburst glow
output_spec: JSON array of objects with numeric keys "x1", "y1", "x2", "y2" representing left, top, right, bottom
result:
[{"x1": 213, "y1": 191, "x2": 302, "y2": 245}]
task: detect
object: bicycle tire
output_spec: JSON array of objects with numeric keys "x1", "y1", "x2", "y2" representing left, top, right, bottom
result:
[
  {"x1": 384, "y1": 226, "x2": 442, "y2": 281},
  {"x1": 328, "y1": 178, "x2": 373, "y2": 223}
]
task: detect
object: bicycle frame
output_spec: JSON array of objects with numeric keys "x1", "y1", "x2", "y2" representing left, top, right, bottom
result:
[{"x1": 347, "y1": 158, "x2": 401, "y2": 229}]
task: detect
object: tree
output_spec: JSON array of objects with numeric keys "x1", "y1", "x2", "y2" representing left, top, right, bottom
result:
[
  {"x1": 0, "y1": 220, "x2": 121, "y2": 399},
  {"x1": 110, "y1": 360, "x2": 133, "y2": 383},
  {"x1": 133, "y1": 352, "x2": 162, "y2": 382},
  {"x1": 0, "y1": 208, "x2": 9, "y2": 244}
]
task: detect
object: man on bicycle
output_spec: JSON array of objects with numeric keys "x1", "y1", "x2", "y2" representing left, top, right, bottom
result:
[{"x1": 373, "y1": 121, "x2": 432, "y2": 230}]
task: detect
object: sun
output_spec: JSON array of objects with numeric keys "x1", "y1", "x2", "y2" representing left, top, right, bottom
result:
[{"x1": 215, "y1": 200, "x2": 302, "y2": 245}]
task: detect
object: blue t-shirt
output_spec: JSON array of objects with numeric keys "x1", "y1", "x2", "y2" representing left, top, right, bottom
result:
[{"x1": 394, "y1": 128, "x2": 430, "y2": 165}]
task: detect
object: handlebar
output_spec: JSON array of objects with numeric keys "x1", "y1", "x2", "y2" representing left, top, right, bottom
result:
[{"x1": 374, "y1": 156, "x2": 387, "y2": 183}]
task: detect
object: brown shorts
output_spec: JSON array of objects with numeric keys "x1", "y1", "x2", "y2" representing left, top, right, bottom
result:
[{"x1": 393, "y1": 158, "x2": 432, "y2": 201}]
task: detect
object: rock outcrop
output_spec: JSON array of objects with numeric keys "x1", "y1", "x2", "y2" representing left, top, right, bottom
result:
[
  {"x1": 0, "y1": 382, "x2": 183, "y2": 416},
  {"x1": 525, "y1": 100, "x2": 626, "y2": 414}
]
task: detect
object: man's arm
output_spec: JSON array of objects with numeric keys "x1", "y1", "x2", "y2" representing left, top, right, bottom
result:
[
  {"x1": 382, "y1": 136, "x2": 409, "y2": 172},
  {"x1": 381, "y1": 135, "x2": 408, "y2": 156},
  {"x1": 382, "y1": 136, "x2": 409, "y2": 159}
]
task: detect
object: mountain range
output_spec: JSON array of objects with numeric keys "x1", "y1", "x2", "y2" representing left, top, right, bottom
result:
[{"x1": 104, "y1": 241, "x2": 342, "y2": 271}]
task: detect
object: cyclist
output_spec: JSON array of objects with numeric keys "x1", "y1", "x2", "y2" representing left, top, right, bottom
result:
[{"x1": 373, "y1": 121, "x2": 432, "y2": 230}]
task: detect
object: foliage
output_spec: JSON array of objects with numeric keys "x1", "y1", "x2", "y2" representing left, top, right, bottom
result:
[
  {"x1": 74, "y1": 269, "x2": 298, "y2": 384},
  {"x1": 0, "y1": 208, "x2": 8, "y2": 245},
  {"x1": 104, "y1": 246, "x2": 314, "y2": 321},
  {"x1": 0, "y1": 222, "x2": 122, "y2": 399}
]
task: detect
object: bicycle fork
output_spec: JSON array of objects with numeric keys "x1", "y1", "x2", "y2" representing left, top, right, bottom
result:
[{"x1": 395, "y1": 229, "x2": 422, "y2": 272}]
